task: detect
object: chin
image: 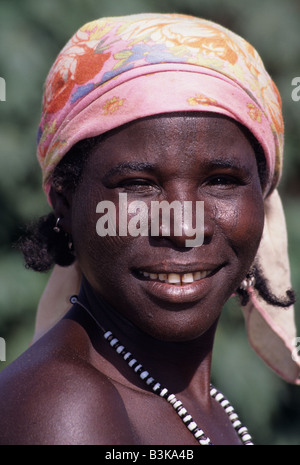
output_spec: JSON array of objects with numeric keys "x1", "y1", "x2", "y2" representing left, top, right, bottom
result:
[{"x1": 130, "y1": 304, "x2": 221, "y2": 344}]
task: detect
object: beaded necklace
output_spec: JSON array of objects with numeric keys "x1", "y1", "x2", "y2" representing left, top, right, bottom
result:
[{"x1": 70, "y1": 295, "x2": 254, "y2": 445}]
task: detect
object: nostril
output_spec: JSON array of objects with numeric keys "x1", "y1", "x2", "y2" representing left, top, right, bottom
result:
[
  {"x1": 150, "y1": 199, "x2": 207, "y2": 248},
  {"x1": 202, "y1": 234, "x2": 213, "y2": 245}
]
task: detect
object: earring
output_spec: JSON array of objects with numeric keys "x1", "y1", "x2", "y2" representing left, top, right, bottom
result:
[
  {"x1": 53, "y1": 217, "x2": 61, "y2": 233},
  {"x1": 239, "y1": 271, "x2": 256, "y2": 291}
]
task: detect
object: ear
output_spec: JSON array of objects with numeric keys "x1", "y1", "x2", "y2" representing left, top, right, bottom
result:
[{"x1": 49, "y1": 186, "x2": 72, "y2": 235}]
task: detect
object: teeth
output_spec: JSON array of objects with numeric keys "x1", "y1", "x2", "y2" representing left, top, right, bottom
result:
[
  {"x1": 181, "y1": 273, "x2": 194, "y2": 283},
  {"x1": 140, "y1": 270, "x2": 209, "y2": 284},
  {"x1": 158, "y1": 273, "x2": 167, "y2": 281},
  {"x1": 168, "y1": 273, "x2": 181, "y2": 284},
  {"x1": 193, "y1": 271, "x2": 201, "y2": 281}
]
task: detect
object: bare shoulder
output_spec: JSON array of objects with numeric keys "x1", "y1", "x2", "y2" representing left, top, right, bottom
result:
[{"x1": 0, "y1": 321, "x2": 134, "y2": 445}]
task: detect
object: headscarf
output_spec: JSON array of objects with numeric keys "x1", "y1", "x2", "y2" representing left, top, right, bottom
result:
[{"x1": 36, "y1": 13, "x2": 300, "y2": 384}]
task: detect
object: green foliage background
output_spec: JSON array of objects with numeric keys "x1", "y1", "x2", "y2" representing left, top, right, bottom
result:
[{"x1": 0, "y1": 0, "x2": 299, "y2": 445}]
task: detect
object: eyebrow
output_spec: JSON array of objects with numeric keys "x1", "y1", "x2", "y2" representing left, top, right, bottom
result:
[
  {"x1": 206, "y1": 158, "x2": 242, "y2": 168},
  {"x1": 102, "y1": 162, "x2": 156, "y2": 181},
  {"x1": 102, "y1": 157, "x2": 252, "y2": 183},
  {"x1": 203, "y1": 157, "x2": 251, "y2": 173}
]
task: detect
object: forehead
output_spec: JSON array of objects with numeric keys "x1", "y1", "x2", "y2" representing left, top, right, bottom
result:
[{"x1": 88, "y1": 113, "x2": 257, "y2": 172}]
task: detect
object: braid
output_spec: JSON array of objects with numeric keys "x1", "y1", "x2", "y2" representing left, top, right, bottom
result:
[
  {"x1": 236, "y1": 263, "x2": 296, "y2": 308},
  {"x1": 16, "y1": 136, "x2": 100, "y2": 272},
  {"x1": 16, "y1": 213, "x2": 75, "y2": 271}
]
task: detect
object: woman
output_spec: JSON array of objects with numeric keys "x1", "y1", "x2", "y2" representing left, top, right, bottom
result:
[{"x1": 0, "y1": 13, "x2": 299, "y2": 445}]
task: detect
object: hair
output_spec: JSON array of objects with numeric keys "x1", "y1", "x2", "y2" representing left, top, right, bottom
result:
[
  {"x1": 16, "y1": 136, "x2": 98, "y2": 271},
  {"x1": 235, "y1": 263, "x2": 295, "y2": 308},
  {"x1": 16, "y1": 115, "x2": 295, "y2": 308}
]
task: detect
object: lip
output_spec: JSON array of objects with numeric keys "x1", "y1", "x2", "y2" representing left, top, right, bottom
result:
[
  {"x1": 132, "y1": 263, "x2": 223, "y2": 304},
  {"x1": 133, "y1": 262, "x2": 221, "y2": 275}
]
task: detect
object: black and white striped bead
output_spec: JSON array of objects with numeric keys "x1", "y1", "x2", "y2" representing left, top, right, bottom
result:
[
  {"x1": 210, "y1": 386, "x2": 254, "y2": 445},
  {"x1": 104, "y1": 331, "x2": 213, "y2": 445},
  {"x1": 71, "y1": 298, "x2": 254, "y2": 446},
  {"x1": 103, "y1": 330, "x2": 253, "y2": 445},
  {"x1": 165, "y1": 393, "x2": 211, "y2": 445}
]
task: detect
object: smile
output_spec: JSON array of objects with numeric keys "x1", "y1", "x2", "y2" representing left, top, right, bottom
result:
[{"x1": 138, "y1": 270, "x2": 210, "y2": 285}]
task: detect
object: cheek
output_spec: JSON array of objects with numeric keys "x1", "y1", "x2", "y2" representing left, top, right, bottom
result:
[
  {"x1": 215, "y1": 192, "x2": 264, "y2": 259},
  {"x1": 71, "y1": 191, "x2": 136, "y2": 288}
]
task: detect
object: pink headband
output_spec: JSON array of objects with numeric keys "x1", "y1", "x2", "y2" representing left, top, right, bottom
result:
[{"x1": 37, "y1": 14, "x2": 283, "y2": 199}]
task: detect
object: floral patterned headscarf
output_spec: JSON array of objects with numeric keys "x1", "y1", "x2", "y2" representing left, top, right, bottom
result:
[
  {"x1": 36, "y1": 14, "x2": 299, "y2": 384},
  {"x1": 37, "y1": 13, "x2": 283, "y2": 197}
]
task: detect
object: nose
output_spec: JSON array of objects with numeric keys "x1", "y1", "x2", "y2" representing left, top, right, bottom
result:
[{"x1": 150, "y1": 195, "x2": 215, "y2": 248}]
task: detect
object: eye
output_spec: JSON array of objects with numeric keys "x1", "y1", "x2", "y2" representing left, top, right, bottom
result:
[
  {"x1": 206, "y1": 174, "x2": 244, "y2": 188},
  {"x1": 119, "y1": 178, "x2": 159, "y2": 194}
]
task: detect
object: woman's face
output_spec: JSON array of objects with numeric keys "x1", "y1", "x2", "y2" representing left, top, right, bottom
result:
[{"x1": 70, "y1": 114, "x2": 264, "y2": 341}]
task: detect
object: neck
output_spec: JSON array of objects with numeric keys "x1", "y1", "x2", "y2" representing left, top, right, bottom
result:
[{"x1": 75, "y1": 277, "x2": 218, "y2": 402}]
